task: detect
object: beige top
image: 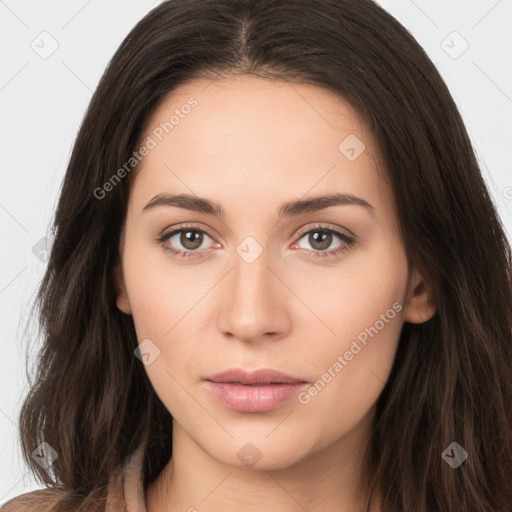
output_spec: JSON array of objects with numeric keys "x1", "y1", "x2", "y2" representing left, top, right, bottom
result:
[{"x1": 0, "y1": 444, "x2": 147, "y2": 511}]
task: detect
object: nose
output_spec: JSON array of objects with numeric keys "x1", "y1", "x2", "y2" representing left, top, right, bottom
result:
[{"x1": 217, "y1": 246, "x2": 291, "y2": 343}]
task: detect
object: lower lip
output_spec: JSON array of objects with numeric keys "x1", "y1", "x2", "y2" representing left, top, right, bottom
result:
[{"x1": 204, "y1": 381, "x2": 307, "y2": 412}]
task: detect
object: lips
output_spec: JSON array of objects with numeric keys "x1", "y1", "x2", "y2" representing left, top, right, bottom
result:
[
  {"x1": 203, "y1": 368, "x2": 308, "y2": 412},
  {"x1": 204, "y1": 368, "x2": 306, "y2": 385}
]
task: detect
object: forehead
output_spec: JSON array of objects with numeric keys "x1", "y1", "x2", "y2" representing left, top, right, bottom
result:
[
  {"x1": 129, "y1": 75, "x2": 390, "y2": 218},
  {"x1": 141, "y1": 75, "x2": 373, "y2": 160}
]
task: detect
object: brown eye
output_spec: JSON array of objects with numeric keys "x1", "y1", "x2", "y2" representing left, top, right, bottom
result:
[
  {"x1": 179, "y1": 230, "x2": 204, "y2": 250},
  {"x1": 293, "y1": 226, "x2": 356, "y2": 259},
  {"x1": 308, "y1": 231, "x2": 333, "y2": 251},
  {"x1": 158, "y1": 226, "x2": 215, "y2": 257},
  {"x1": 297, "y1": 229, "x2": 341, "y2": 252}
]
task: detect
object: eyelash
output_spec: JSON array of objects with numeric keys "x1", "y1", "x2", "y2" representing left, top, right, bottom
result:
[{"x1": 156, "y1": 223, "x2": 356, "y2": 260}]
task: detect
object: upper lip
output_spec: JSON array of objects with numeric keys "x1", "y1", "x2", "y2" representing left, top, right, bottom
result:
[{"x1": 205, "y1": 368, "x2": 307, "y2": 385}]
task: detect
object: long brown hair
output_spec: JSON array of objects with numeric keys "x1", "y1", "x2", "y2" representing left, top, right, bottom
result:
[{"x1": 7, "y1": 0, "x2": 512, "y2": 510}]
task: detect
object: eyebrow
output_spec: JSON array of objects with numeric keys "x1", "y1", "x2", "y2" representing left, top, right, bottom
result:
[{"x1": 142, "y1": 192, "x2": 376, "y2": 219}]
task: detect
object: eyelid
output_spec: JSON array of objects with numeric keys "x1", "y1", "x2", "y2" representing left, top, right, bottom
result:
[
  {"x1": 293, "y1": 222, "x2": 355, "y2": 240},
  {"x1": 160, "y1": 223, "x2": 218, "y2": 243}
]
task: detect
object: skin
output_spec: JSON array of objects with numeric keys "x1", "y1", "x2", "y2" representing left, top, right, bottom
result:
[{"x1": 114, "y1": 75, "x2": 435, "y2": 512}]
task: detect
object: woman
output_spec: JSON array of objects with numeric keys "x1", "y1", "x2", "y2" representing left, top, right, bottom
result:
[{"x1": 2, "y1": 0, "x2": 511, "y2": 511}]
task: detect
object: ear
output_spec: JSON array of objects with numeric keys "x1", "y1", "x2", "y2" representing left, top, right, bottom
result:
[
  {"x1": 403, "y1": 266, "x2": 436, "y2": 324},
  {"x1": 113, "y1": 262, "x2": 132, "y2": 315}
]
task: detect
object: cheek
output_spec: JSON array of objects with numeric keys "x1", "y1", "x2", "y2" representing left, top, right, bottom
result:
[
  {"x1": 121, "y1": 230, "x2": 206, "y2": 340},
  {"x1": 121, "y1": 237, "x2": 215, "y2": 399},
  {"x1": 121, "y1": 245, "x2": 203, "y2": 415},
  {"x1": 292, "y1": 238, "x2": 407, "y2": 416},
  {"x1": 290, "y1": 232, "x2": 408, "y2": 347}
]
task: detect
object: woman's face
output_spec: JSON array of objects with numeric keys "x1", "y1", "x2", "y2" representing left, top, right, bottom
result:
[{"x1": 115, "y1": 75, "x2": 433, "y2": 470}]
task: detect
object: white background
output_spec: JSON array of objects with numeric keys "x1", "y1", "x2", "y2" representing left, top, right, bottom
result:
[{"x1": 1, "y1": 0, "x2": 511, "y2": 504}]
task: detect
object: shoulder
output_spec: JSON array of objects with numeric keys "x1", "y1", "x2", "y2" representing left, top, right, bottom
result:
[
  {"x1": 0, "y1": 488, "x2": 71, "y2": 512},
  {"x1": 0, "y1": 444, "x2": 146, "y2": 512}
]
